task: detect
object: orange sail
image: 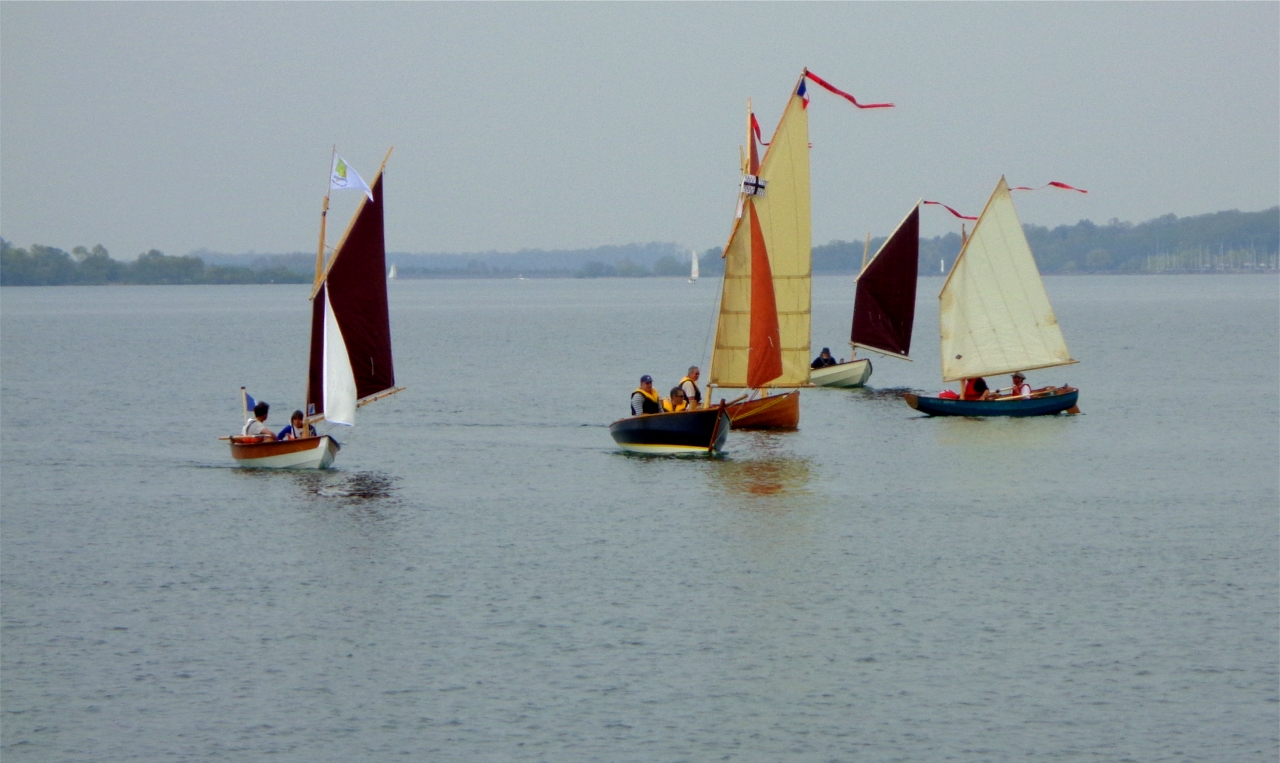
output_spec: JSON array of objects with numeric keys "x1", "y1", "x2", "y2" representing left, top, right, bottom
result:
[{"x1": 746, "y1": 199, "x2": 783, "y2": 388}]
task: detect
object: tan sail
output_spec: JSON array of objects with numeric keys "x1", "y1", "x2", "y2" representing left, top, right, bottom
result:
[
  {"x1": 709, "y1": 80, "x2": 812, "y2": 388},
  {"x1": 939, "y1": 177, "x2": 1076, "y2": 382}
]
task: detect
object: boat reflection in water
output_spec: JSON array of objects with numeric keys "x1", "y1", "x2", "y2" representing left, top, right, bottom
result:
[{"x1": 711, "y1": 439, "x2": 813, "y2": 500}]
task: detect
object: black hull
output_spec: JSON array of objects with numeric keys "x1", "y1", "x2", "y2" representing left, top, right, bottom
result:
[{"x1": 609, "y1": 407, "x2": 731, "y2": 454}]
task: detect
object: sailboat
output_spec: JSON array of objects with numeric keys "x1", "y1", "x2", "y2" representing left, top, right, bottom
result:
[
  {"x1": 387, "y1": 263, "x2": 397, "y2": 280},
  {"x1": 812, "y1": 203, "x2": 921, "y2": 388},
  {"x1": 688, "y1": 249, "x2": 699, "y2": 283},
  {"x1": 706, "y1": 76, "x2": 811, "y2": 429},
  {"x1": 609, "y1": 401, "x2": 731, "y2": 455},
  {"x1": 904, "y1": 177, "x2": 1079, "y2": 416},
  {"x1": 227, "y1": 150, "x2": 404, "y2": 467}
]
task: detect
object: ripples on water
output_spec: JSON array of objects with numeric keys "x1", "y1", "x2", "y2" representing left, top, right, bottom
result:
[{"x1": 2, "y1": 276, "x2": 1276, "y2": 761}]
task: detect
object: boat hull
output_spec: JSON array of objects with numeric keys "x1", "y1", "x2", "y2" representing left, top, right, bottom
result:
[
  {"x1": 725, "y1": 389, "x2": 800, "y2": 429},
  {"x1": 609, "y1": 407, "x2": 730, "y2": 455},
  {"x1": 904, "y1": 388, "x2": 1079, "y2": 417},
  {"x1": 809, "y1": 359, "x2": 873, "y2": 388},
  {"x1": 230, "y1": 435, "x2": 340, "y2": 469}
]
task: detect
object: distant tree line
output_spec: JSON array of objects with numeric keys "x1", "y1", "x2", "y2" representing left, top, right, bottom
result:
[
  {"x1": 4, "y1": 207, "x2": 1274, "y2": 285},
  {"x1": 816, "y1": 207, "x2": 1278, "y2": 275},
  {"x1": 0, "y1": 240, "x2": 308, "y2": 286}
]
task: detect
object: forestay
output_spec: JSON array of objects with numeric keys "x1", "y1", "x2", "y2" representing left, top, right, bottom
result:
[{"x1": 939, "y1": 177, "x2": 1075, "y2": 382}]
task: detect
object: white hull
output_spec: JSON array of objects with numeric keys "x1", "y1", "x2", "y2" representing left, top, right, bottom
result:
[
  {"x1": 809, "y1": 358, "x2": 873, "y2": 388},
  {"x1": 231, "y1": 435, "x2": 340, "y2": 469}
]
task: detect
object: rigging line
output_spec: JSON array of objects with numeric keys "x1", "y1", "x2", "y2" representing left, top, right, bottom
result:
[{"x1": 700, "y1": 256, "x2": 723, "y2": 376}]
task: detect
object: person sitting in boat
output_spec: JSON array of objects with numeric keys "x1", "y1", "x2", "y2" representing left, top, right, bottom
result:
[
  {"x1": 242, "y1": 402, "x2": 276, "y2": 440},
  {"x1": 631, "y1": 375, "x2": 662, "y2": 415},
  {"x1": 811, "y1": 347, "x2": 838, "y2": 369},
  {"x1": 663, "y1": 387, "x2": 689, "y2": 413},
  {"x1": 1010, "y1": 372, "x2": 1032, "y2": 399},
  {"x1": 680, "y1": 366, "x2": 703, "y2": 409},
  {"x1": 961, "y1": 377, "x2": 991, "y2": 401},
  {"x1": 277, "y1": 410, "x2": 317, "y2": 440}
]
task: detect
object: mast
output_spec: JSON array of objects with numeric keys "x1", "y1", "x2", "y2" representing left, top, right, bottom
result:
[
  {"x1": 708, "y1": 74, "x2": 811, "y2": 390},
  {"x1": 938, "y1": 177, "x2": 1076, "y2": 382}
]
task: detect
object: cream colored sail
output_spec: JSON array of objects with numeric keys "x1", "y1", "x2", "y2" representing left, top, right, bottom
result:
[
  {"x1": 709, "y1": 193, "x2": 752, "y2": 386},
  {"x1": 939, "y1": 177, "x2": 1076, "y2": 382},
  {"x1": 709, "y1": 83, "x2": 812, "y2": 388}
]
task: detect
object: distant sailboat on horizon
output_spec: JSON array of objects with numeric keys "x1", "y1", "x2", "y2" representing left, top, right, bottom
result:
[
  {"x1": 387, "y1": 263, "x2": 397, "y2": 280},
  {"x1": 688, "y1": 249, "x2": 699, "y2": 283}
]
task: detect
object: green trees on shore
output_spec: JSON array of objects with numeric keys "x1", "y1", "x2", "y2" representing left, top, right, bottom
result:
[
  {"x1": 0, "y1": 240, "x2": 308, "y2": 286},
  {"x1": 4, "y1": 206, "x2": 1275, "y2": 285}
]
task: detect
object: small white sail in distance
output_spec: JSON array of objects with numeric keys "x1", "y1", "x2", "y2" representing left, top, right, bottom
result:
[{"x1": 689, "y1": 249, "x2": 699, "y2": 282}]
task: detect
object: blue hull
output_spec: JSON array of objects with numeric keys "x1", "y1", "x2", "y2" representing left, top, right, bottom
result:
[{"x1": 905, "y1": 389, "x2": 1079, "y2": 417}]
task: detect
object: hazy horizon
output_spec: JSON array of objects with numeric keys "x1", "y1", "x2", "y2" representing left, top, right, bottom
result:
[{"x1": 3, "y1": 3, "x2": 1277, "y2": 260}]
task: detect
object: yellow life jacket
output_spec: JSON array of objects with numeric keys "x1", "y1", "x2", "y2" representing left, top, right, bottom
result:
[
  {"x1": 662, "y1": 398, "x2": 688, "y2": 413},
  {"x1": 679, "y1": 376, "x2": 702, "y2": 405},
  {"x1": 632, "y1": 386, "x2": 661, "y2": 414}
]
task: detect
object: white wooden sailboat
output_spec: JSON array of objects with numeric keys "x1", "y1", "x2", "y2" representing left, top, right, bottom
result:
[
  {"x1": 707, "y1": 77, "x2": 812, "y2": 429},
  {"x1": 227, "y1": 150, "x2": 405, "y2": 467},
  {"x1": 688, "y1": 249, "x2": 699, "y2": 283},
  {"x1": 813, "y1": 203, "x2": 922, "y2": 388},
  {"x1": 905, "y1": 177, "x2": 1079, "y2": 416}
]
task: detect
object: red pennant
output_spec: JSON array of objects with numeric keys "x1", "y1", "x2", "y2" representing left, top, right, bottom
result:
[
  {"x1": 802, "y1": 69, "x2": 894, "y2": 109},
  {"x1": 750, "y1": 113, "x2": 769, "y2": 146},
  {"x1": 923, "y1": 200, "x2": 977, "y2": 221},
  {"x1": 1010, "y1": 181, "x2": 1088, "y2": 194}
]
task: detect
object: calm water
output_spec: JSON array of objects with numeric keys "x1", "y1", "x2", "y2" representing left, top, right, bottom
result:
[{"x1": 2, "y1": 275, "x2": 1277, "y2": 761}]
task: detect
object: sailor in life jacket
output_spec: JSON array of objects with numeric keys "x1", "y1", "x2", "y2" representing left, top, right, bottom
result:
[
  {"x1": 679, "y1": 366, "x2": 703, "y2": 409},
  {"x1": 662, "y1": 386, "x2": 689, "y2": 413},
  {"x1": 1010, "y1": 372, "x2": 1032, "y2": 399},
  {"x1": 631, "y1": 375, "x2": 662, "y2": 415},
  {"x1": 961, "y1": 377, "x2": 990, "y2": 401}
]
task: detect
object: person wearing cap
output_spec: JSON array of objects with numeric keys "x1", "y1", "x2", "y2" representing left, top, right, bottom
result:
[
  {"x1": 1010, "y1": 372, "x2": 1032, "y2": 399},
  {"x1": 631, "y1": 375, "x2": 662, "y2": 415},
  {"x1": 241, "y1": 401, "x2": 277, "y2": 440},
  {"x1": 679, "y1": 367, "x2": 703, "y2": 409},
  {"x1": 811, "y1": 347, "x2": 838, "y2": 369}
]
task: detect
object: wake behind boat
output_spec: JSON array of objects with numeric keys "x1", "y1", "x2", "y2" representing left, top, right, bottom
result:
[
  {"x1": 226, "y1": 150, "x2": 404, "y2": 468},
  {"x1": 907, "y1": 177, "x2": 1080, "y2": 417}
]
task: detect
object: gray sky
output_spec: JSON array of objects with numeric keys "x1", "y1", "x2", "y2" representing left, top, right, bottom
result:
[{"x1": 2, "y1": 2, "x2": 1277, "y2": 260}]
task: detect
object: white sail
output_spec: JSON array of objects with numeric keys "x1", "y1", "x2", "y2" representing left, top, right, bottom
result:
[
  {"x1": 388, "y1": 263, "x2": 397, "y2": 280},
  {"x1": 322, "y1": 296, "x2": 358, "y2": 425},
  {"x1": 939, "y1": 177, "x2": 1075, "y2": 382},
  {"x1": 690, "y1": 249, "x2": 699, "y2": 281}
]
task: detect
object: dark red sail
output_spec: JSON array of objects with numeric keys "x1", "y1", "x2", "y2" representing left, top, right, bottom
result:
[
  {"x1": 850, "y1": 204, "x2": 919, "y2": 357},
  {"x1": 306, "y1": 171, "x2": 395, "y2": 418}
]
